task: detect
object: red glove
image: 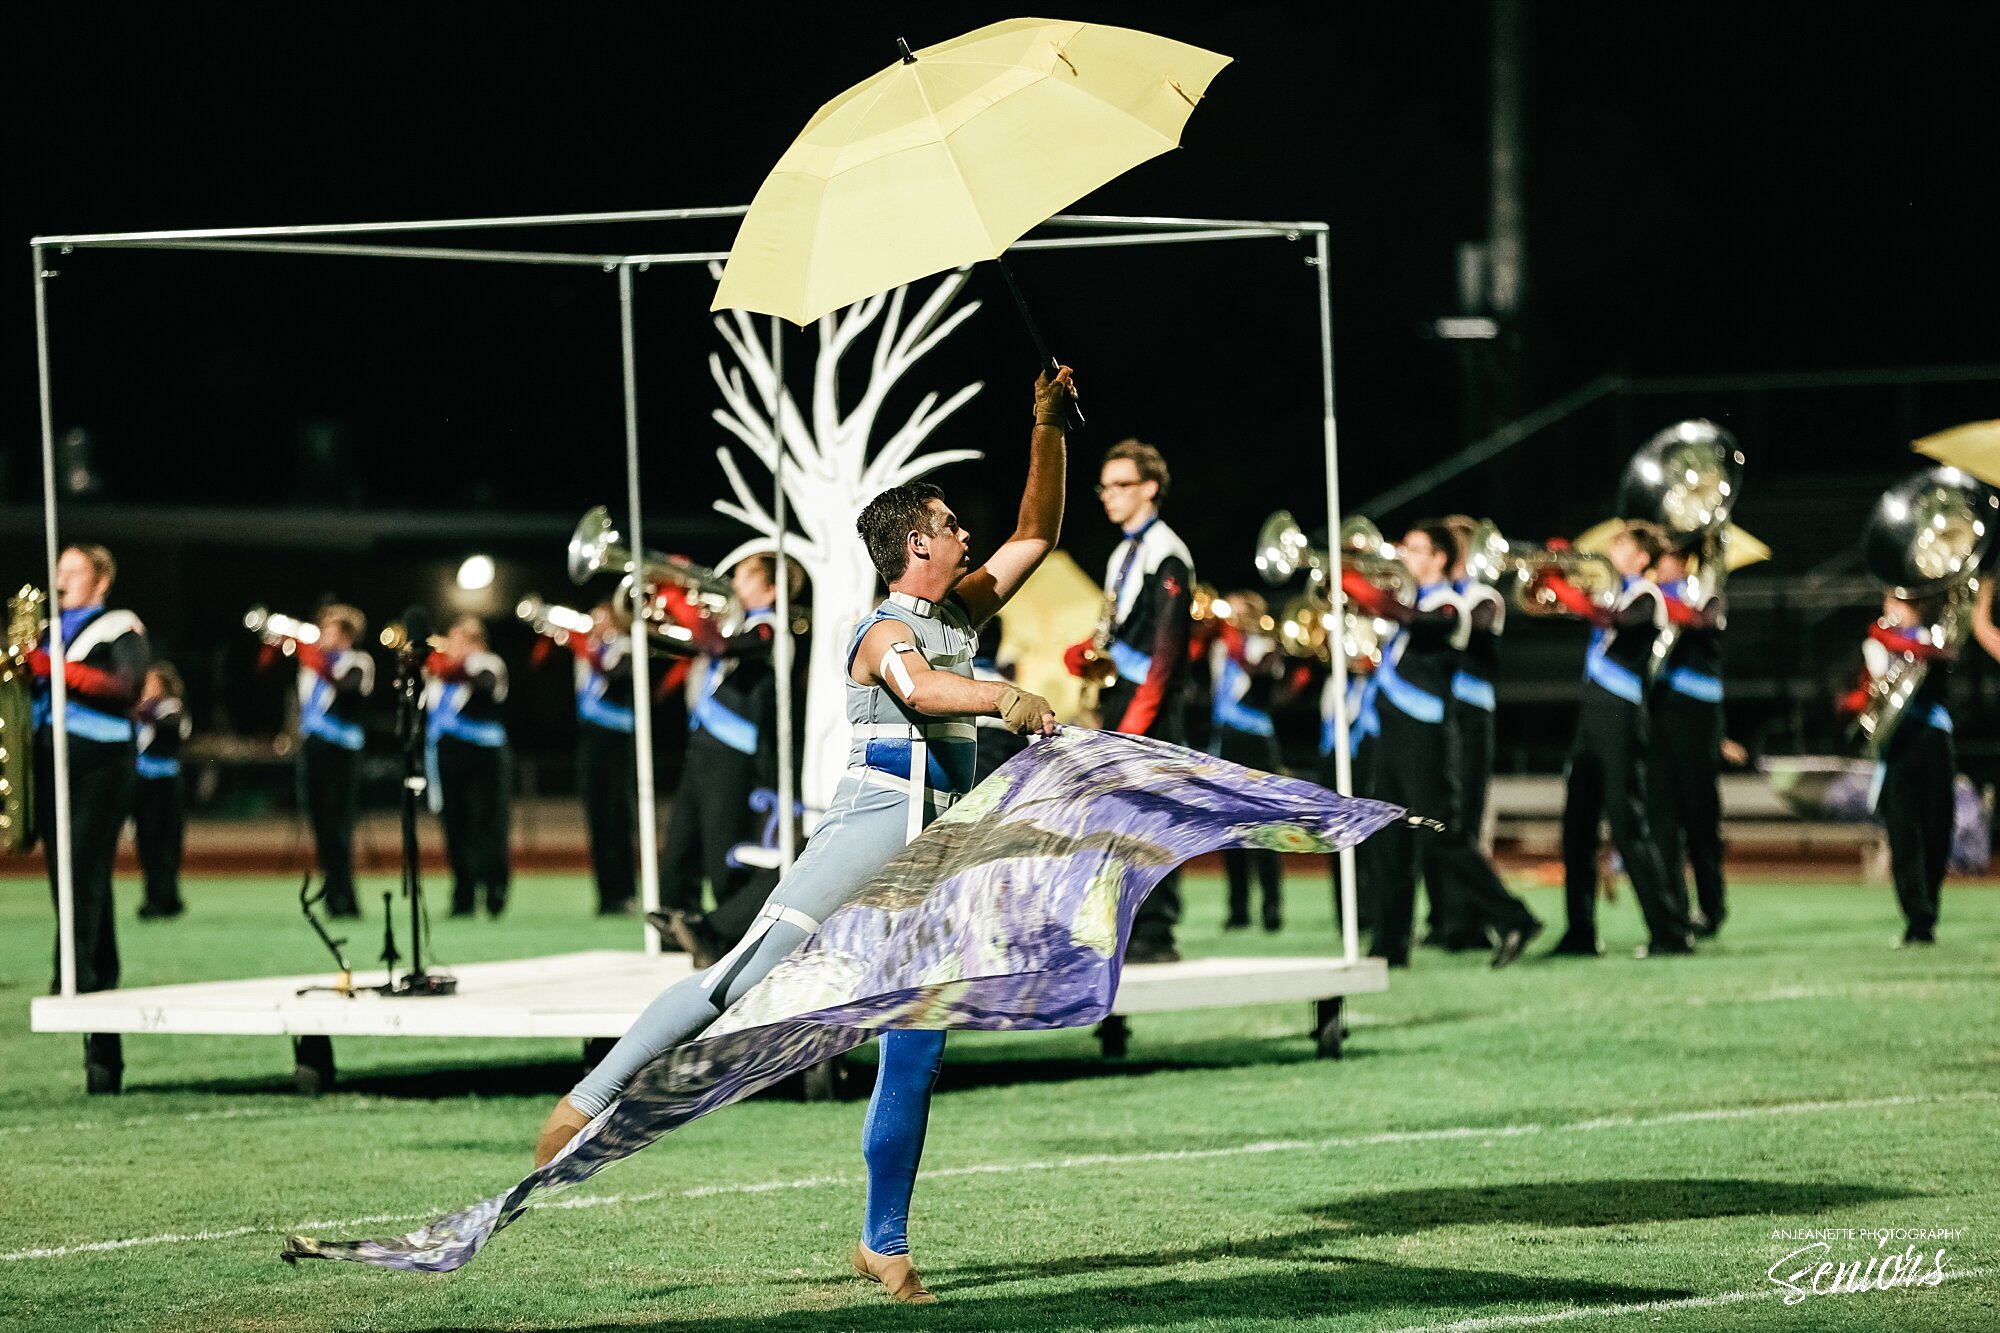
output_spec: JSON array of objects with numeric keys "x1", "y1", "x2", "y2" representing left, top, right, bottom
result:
[
  {"x1": 1539, "y1": 572, "x2": 1600, "y2": 621},
  {"x1": 656, "y1": 584, "x2": 701, "y2": 633},
  {"x1": 1664, "y1": 597, "x2": 1700, "y2": 627},
  {"x1": 1868, "y1": 620, "x2": 1953, "y2": 661},
  {"x1": 656, "y1": 656, "x2": 691, "y2": 698},
  {"x1": 1836, "y1": 673, "x2": 1871, "y2": 718},
  {"x1": 293, "y1": 641, "x2": 331, "y2": 677},
  {"x1": 425, "y1": 651, "x2": 468, "y2": 681},
  {"x1": 25, "y1": 647, "x2": 51, "y2": 679},
  {"x1": 1062, "y1": 639, "x2": 1093, "y2": 679},
  {"x1": 1339, "y1": 568, "x2": 1393, "y2": 617}
]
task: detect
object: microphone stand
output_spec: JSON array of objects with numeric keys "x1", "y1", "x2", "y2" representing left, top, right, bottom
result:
[{"x1": 379, "y1": 636, "x2": 455, "y2": 996}]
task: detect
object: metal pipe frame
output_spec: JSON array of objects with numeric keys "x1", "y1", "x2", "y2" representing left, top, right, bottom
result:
[
  {"x1": 32, "y1": 246, "x2": 78, "y2": 996},
  {"x1": 29, "y1": 208, "x2": 1349, "y2": 973},
  {"x1": 1311, "y1": 231, "x2": 1359, "y2": 966}
]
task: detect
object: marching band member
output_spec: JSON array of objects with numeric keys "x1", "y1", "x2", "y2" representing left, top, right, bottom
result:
[
  {"x1": 132, "y1": 662, "x2": 190, "y2": 920},
  {"x1": 29, "y1": 542, "x2": 150, "y2": 1094},
  {"x1": 1209, "y1": 591, "x2": 1294, "y2": 931},
  {"x1": 548, "y1": 600, "x2": 639, "y2": 916},
  {"x1": 1068, "y1": 438, "x2": 1192, "y2": 964},
  {"x1": 1534, "y1": 521, "x2": 1693, "y2": 957},
  {"x1": 1426, "y1": 513, "x2": 1508, "y2": 950},
  {"x1": 1339, "y1": 523, "x2": 1541, "y2": 968},
  {"x1": 649, "y1": 557, "x2": 785, "y2": 961},
  {"x1": 293, "y1": 604, "x2": 373, "y2": 918},
  {"x1": 1841, "y1": 592, "x2": 1954, "y2": 946},
  {"x1": 425, "y1": 616, "x2": 511, "y2": 918},
  {"x1": 1321, "y1": 655, "x2": 1381, "y2": 936},
  {"x1": 1648, "y1": 540, "x2": 1730, "y2": 938},
  {"x1": 536, "y1": 368, "x2": 1070, "y2": 1308}
]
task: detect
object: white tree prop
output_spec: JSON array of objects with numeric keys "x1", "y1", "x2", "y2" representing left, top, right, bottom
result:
[{"x1": 708, "y1": 266, "x2": 984, "y2": 813}]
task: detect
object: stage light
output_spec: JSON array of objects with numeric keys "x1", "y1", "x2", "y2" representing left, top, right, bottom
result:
[{"x1": 457, "y1": 555, "x2": 496, "y2": 591}]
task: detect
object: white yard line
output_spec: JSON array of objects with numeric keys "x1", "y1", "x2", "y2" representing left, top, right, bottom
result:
[
  {"x1": 7, "y1": 1088, "x2": 1992, "y2": 1265},
  {"x1": 1389, "y1": 1267, "x2": 1991, "y2": 1332}
]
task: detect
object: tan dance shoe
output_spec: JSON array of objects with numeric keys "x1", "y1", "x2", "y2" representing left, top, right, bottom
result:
[
  {"x1": 533, "y1": 1096, "x2": 592, "y2": 1168},
  {"x1": 852, "y1": 1242, "x2": 938, "y2": 1304}
]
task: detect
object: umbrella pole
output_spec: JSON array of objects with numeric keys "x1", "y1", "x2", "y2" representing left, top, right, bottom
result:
[{"x1": 996, "y1": 258, "x2": 1085, "y2": 434}]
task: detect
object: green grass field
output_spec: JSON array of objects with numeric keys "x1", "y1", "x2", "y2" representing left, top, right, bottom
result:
[{"x1": 2, "y1": 868, "x2": 1996, "y2": 1332}]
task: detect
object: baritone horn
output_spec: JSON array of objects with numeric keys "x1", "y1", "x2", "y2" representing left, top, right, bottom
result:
[
  {"x1": 1854, "y1": 466, "x2": 1996, "y2": 757},
  {"x1": 1, "y1": 585, "x2": 47, "y2": 851},
  {"x1": 1254, "y1": 510, "x2": 1412, "y2": 664},
  {"x1": 515, "y1": 595, "x2": 594, "y2": 641},
  {"x1": 1618, "y1": 418, "x2": 1747, "y2": 602},
  {"x1": 568, "y1": 505, "x2": 742, "y2": 637}
]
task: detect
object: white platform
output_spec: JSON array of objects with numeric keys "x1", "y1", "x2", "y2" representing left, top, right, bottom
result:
[{"x1": 30, "y1": 950, "x2": 1388, "y2": 1057}]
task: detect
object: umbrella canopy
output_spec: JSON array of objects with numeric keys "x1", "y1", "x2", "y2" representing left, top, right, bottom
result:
[
  {"x1": 1914, "y1": 419, "x2": 2000, "y2": 488},
  {"x1": 712, "y1": 18, "x2": 1231, "y2": 325}
]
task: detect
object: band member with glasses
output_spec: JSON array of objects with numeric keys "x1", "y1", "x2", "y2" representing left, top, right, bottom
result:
[
  {"x1": 1648, "y1": 540, "x2": 1730, "y2": 939},
  {"x1": 1534, "y1": 522, "x2": 1693, "y2": 958},
  {"x1": 426, "y1": 617, "x2": 511, "y2": 918},
  {"x1": 28, "y1": 542, "x2": 150, "y2": 1094},
  {"x1": 1065, "y1": 438, "x2": 1192, "y2": 963},
  {"x1": 132, "y1": 662, "x2": 190, "y2": 921},
  {"x1": 293, "y1": 604, "x2": 373, "y2": 918},
  {"x1": 1339, "y1": 523, "x2": 1541, "y2": 969}
]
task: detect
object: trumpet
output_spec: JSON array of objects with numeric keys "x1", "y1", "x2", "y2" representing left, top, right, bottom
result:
[
  {"x1": 568, "y1": 506, "x2": 742, "y2": 637},
  {"x1": 515, "y1": 595, "x2": 594, "y2": 642},
  {"x1": 1, "y1": 585, "x2": 46, "y2": 852},
  {"x1": 377, "y1": 623, "x2": 450, "y2": 654},
  {"x1": 244, "y1": 606, "x2": 320, "y2": 653},
  {"x1": 1255, "y1": 510, "x2": 1411, "y2": 664}
]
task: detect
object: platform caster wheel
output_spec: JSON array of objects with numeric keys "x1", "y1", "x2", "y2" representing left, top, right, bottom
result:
[
  {"x1": 293, "y1": 1035, "x2": 336, "y2": 1096},
  {"x1": 1097, "y1": 1014, "x2": 1130, "y2": 1059},
  {"x1": 1313, "y1": 998, "x2": 1346, "y2": 1060}
]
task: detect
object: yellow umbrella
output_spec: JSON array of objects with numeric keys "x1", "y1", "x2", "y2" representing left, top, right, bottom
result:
[
  {"x1": 1913, "y1": 420, "x2": 2000, "y2": 487},
  {"x1": 1575, "y1": 519, "x2": 1768, "y2": 571},
  {"x1": 711, "y1": 19, "x2": 1231, "y2": 331}
]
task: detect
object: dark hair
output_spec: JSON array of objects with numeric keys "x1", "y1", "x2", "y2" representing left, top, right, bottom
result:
[
  {"x1": 66, "y1": 542, "x2": 116, "y2": 587},
  {"x1": 148, "y1": 661, "x2": 186, "y2": 700},
  {"x1": 1623, "y1": 520, "x2": 1670, "y2": 564},
  {"x1": 856, "y1": 481, "x2": 945, "y2": 583},
  {"x1": 741, "y1": 554, "x2": 808, "y2": 598},
  {"x1": 1409, "y1": 520, "x2": 1459, "y2": 570},
  {"x1": 1103, "y1": 438, "x2": 1171, "y2": 502}
]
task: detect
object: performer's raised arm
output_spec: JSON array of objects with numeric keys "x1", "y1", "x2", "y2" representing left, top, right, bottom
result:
[{"x1": 952, "y1": 367, "x2": 1073, "y2": 628}]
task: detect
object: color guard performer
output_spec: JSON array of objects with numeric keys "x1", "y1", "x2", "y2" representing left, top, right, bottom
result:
[
  {"x1": 1534, "y1": 522, "x2": 1693, "y2": 957},
  {"x1": 132, "y1": 662, "x2": 190, "y2": 920},
  {"x1": 1842, "y1": 592, "x2": 1954, "y2": 946},
  {"x1": 1648, "y1": 540, "x2": 1730, "y2": 938},
  {"x1": 293, "y1": 604, "x2": 373, "y2": 918},
  {"x1": 1069, "y1": 438, "x2": 1192, "y2": 963},
  {"x1": 535, "y1": 368, "x2": 1071, "y2": 1307},
  {"x1": 1339, "y1": 523, "x2": 1541, "y2": 968},
  {"x1": 425, "y1": 617, "x2": 511, "y2": 918},
  {"x1": 29, "y1": 542, "x2": 149, "y2": 1094}
]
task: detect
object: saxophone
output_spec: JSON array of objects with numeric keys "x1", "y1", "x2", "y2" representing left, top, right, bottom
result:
[
  {"x1": 0, "y1": 585, "x2": 47, "y2": 852},
  {"x1": 1077, "y1": 593, "x2": 1120, "y2": 715}
]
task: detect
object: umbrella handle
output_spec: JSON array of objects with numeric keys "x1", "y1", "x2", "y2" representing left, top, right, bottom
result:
[{"x1": 998, "y1": 258, "x2": 1085, "y2": 435}]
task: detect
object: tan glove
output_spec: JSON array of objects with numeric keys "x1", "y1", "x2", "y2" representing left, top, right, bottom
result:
[
  {"x1": 997, "y1": 684, "x2": 1056, "y2": 735},
  {"x1": 1033, "y1": 366, "x2": 1076, "y2": 427}
]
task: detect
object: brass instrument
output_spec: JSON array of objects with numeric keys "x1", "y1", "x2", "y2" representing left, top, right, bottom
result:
[
  {"x1": 1, "y1": 585, "x2": 46, "y2": 852},
  {"x1": 1076, "y1": 594, "x2": 1120, "y2": 713},
  {"x1": 377, "y1": 623, "x2": 451, "y2": 654},
  {"x1": 568, "y1": 505, "x2": 742, "y2": 639},
  {"x1": 1461, "y1": 521, "x2": 1620, "y2": 618},
  {"x1": 1256, "y1": 510, "x2": 1412, "y2": 665},
  {"x1": 244, "y1": 606, "x2": 320, "y2": 657},
  {"x1": 1855, "y1": 466, "x2": 1995, "y2": 757},
  {"x1": 515, "y1": 595, "x2": 595, "y2": 642},
  {"x1": 1617, "y1": 419, "x2": 1748, "y2": 671}
]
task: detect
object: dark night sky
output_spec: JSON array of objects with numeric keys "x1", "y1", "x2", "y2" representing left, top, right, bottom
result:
[{"x1": 8, "y1": 3, "x2": 2000, "y2": 592}]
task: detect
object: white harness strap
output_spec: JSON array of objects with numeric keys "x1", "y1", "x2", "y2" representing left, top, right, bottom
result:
[
  {"x1": 698, "y1": 901, "x2": 824, "y2": 995},
  {"x1": 877, "y1": 639, "x2": 929, "y2": 845}
]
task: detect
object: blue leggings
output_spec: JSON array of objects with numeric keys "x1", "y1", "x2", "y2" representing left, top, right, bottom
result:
[{"x1": 863, "y1": 1029, "x2": 947, "y2": 1256}]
